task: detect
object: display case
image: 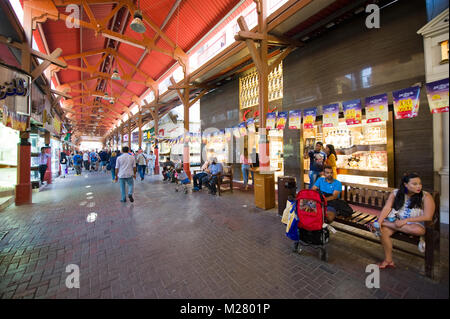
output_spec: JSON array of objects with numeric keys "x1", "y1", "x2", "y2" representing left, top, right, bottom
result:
[
  {"x1": 0, "y1": 123, "x2": 19, "y2": 188},
  {"x1": 50, "y1": 138, "x2": 61, "y2": 178},
  {"x1": 302, "y1": 112, "x2": 394, "y2": 187}
]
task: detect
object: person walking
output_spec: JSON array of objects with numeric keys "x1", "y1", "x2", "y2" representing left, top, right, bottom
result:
[
  {"x1": 115, "y1": 146, "x2": 137, "y2": 203},
  {"x1": 147, "y1": 150, "x2": 156, "y2": 175},
  {"x1": 83, "y1": 151, "x2": 89, "y2": 171},
  {"x1": 136, "y1": 148, "x2": 147, "y2": 181},
  {"x1": 109, "y1": 151, "x2": 118, "y2": 182},
  {"x1": 38, "y1": 147, "x2": 50, "y2": 185},
  {"x1": 73, "y1": 151, "x2": 83, "y2": 175},
  {"x1": 240, "y1": 150, "x2": 254, "y2": 191},
  {"x1": 59, "y1": 151, "x2": 68, "y2": 178}
]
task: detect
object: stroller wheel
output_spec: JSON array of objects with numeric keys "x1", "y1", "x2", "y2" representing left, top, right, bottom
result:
[{"x1": 319, "y1": 247, "x2": 328, "y2": 262}]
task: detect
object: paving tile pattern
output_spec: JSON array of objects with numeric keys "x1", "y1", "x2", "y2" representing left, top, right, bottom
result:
[{"x1": 0, "y1": 169, "x2": 448, "y2": 299}]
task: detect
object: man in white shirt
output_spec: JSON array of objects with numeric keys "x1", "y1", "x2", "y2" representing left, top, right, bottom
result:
[
  {"x1": 115, "y1": 146, "x2": 137, "y2": 202},
  {"x1": 147, "y1": 150, "x2": 156, "y2": 175},
  {"x1": 83, "y1": 151, "x2": 89, "y2": 171}
]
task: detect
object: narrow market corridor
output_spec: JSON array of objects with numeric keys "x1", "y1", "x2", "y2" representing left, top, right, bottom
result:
[{"x1": 0, "y1": 170, "x2": 448, "y2": 299}]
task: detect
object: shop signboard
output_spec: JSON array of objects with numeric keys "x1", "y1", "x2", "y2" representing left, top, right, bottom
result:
[
  {"x1": 131, "y1": 131, "x2": 139, "y2": 142},
  {"x1": 266, "y1": 112, "x2": 276, "y2": 130},
  {"x1": 365, "y1": 93, "x2": 389, "y2": 123},
  {"x1": 123, "y1": 134, "x2": 129, "y2": 142},
  {"x1": 303, "y1": 107, "x2": 316, "y2": 129},
  {"x1": 322, "y1": 103, "x2": 340, "y2": 127},
  {"x1": 239, "y1": 121, "x2": 247, "y2": 136},
  {"x1": 233, "y1": 125, "x2": 241, "y2": 138},
  {"x1": 247, "y1": 118, "x2": 256, "y2": 133},
  {"x1": 0, "y1": 64, "x2": 31, "y2": 116},
  {"x1": 1, "y1": 105, "x2": 29, "y2": 131},
  {"x1": 342, "y1": 99, "x2": 362, "y2": 125},
  {"x1": 276, "y1": 111, "x2": 288, "y2": 130},
  {"x1": 392, "y1": 86, "x2": 421, "y2": 119},
  {"x1": 288, "y1": 110, "x2": 301, "y2": 129},
  {"x1": 426, "y1": 78, "x2": 449, "y2": 113}
]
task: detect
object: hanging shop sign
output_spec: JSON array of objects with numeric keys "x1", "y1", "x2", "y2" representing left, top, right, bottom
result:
[
  {"x1": 0, "y1": 64, "x2": 31, "y2": 116},
  {"x1": 365, "y1": 93, "x2": 389, "y2": 123},
  {"x1": 276, "y1": 111, "x2": 288, "y2": 130},
  {"x1": 53, "y1": 117, "x2": 61, "y2": 134},
  {"x1": 342, "y1": 99, "x2": 362, "y2": 125},
  {"x1": 123, "y1": 134, "x2": 129, "y2": 142},
  {"x1": 247, "y1": 118, "x2": 256, "y2": 133},
  {"x1": 239, "y1": 121, "x2": 247, "y2": 136},
  {"x1": 322, "y1": 103, "x2": 340, "y2": 127},
  {"x1": 392, "y1": 86, "x2": 421, "y2": 119},
  {"x1": 131, "y1": 131, "x2": 139, "y2": 142},
  {"x1": 425, "y1": 78, "x2": 449, "y2": 113},
  {"x1": 1, "y1": 105, "x2": 29, "y2": 131},
  {"x1": 266, "y1": 112, "x2": 277, "y2": 130},
  {"x1": 288, "y1": 110, "x2": 301, "y2": 129},
  {"x1": 303, "y1": 107, "x2": 316, "y2": 129}
]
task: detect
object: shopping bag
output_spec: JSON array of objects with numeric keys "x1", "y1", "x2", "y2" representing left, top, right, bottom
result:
[
  {"x1": 285, "y1": 201, "x2": 299, "y2": 241},
  {"x1": 281, "y1": 200, "x2": 294, "y2": 225}
]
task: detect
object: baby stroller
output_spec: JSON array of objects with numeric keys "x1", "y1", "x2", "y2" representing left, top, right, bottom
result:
[{"x1": 294, "y1": 189, "x2": 330, "y2": 261}]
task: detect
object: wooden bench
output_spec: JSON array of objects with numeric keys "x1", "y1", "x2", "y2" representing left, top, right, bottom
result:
[{"x1": 333, "y1": 182, "x2": 440, "y2": 279}]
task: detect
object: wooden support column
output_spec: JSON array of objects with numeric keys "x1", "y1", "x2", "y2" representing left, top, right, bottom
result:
[
  {"x1": 236, "y1": 0, "x2": 275, "y2": 172},
  {"x1": 128, "y1": 123, "x2": 131, "y2": 149},
  {"x1": 170, "y1": 75, "x2": 191, "y2": 178},
  {"x1": 16, "y1": 3, "x2": 33, "y2": 205},
  {"x1": 138, "y1": 110, "x2": 143, "y2": 149}
]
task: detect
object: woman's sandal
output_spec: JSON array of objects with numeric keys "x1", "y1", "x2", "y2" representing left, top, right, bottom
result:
[{"x1": 377, "y1": 260, "x2": 395, "y2": 269}]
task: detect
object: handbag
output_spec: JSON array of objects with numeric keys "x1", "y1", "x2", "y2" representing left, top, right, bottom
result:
[
  {"x1": 106, "y1": 163, "x2": 111, "y2": 171},
  {"x1": 281, "y1": 200, "x2": 294, "y2": 224},
  {"x1": 327, "y1": 199, "x2": 354, "y2": 218},
  {"x1": 285, "y1": 201, "x2": 299, "y2": 241}
]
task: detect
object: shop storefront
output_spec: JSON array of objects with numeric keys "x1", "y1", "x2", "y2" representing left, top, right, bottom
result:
[{"x1": 0, "y1": 62, "x2": 31, "y2": 192}]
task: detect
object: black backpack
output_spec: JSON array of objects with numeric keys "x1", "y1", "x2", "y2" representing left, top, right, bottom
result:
[{"x1": 327, "y1": 199, "x2": 354, "y2": 218}]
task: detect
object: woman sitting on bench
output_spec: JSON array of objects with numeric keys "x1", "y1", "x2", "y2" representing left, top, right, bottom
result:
[{"x1": 376, "y1": 172, "x2": 435, "y2": 269}]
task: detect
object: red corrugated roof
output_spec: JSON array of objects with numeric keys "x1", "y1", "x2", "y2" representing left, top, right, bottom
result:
[{"x1": 36, "y1": 0, "x2": 243, "y2": 134}]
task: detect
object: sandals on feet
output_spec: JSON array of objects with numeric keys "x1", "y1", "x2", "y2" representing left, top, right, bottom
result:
[{"x1": 377, "y1": 260, "x2": 395, "y2": 269}]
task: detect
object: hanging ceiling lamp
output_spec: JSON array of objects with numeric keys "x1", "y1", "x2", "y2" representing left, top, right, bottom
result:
[
  {"x1": 111, "y1": 69, "x2": 121, "y2": 80},
  {"x1": 130, "y1": 0, "x2": 146, "y2": 33}
]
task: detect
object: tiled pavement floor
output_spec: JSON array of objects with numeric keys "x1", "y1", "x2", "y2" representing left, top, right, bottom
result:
[{"x1": 0, "y1": 169, "x2": 448, "y2": 299}]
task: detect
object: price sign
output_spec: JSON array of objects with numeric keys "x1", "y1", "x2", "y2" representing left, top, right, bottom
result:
[{"x1": 393, "y1": 86, "x2": 421, "y2": 119}]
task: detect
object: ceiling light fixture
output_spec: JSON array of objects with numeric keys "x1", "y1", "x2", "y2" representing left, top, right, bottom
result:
[
  {"x1": 111, "y1": 69, "x2": 121, "y2": 80},
  {"x1": 130, "y1": 0, "x2": 146, "y2": 33}
]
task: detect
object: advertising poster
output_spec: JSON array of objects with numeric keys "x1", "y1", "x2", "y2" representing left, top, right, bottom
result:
[
  {"x1": 342, "y1": 99, "x2": 362, "y2": 125},
  {"x1": 288, "y1": 110, "x2": 301, "y2": 129},
  {"x1": 303, "y1": 107, "x2": 316, "y2": 129},
  {"x1": 239, "y1": 121, "x2": 247, "y2": 136},
  {"x1": 426, "y1": 78, "x2": 449, "y2": 113},
  {"x1": 247, "y1": 118, "x2": 256, "y2": 133},
  {"x1": 266, "y1": 112, "x2": 276, "y2": 130},
  {"x1": 365, "y1": 93, "x2": 389, "y2": 123},
  {"x1": 276, "y1": 111, "x2": 288, "y2": 130},
  {"x1": 392, "y1": 86, "x2": 421, "y2": 119},
  {"x1": 322, "y1": 103, "x2": 340, "y2": 127},
  {"x1": 233, "y1": 125, "x2": 241, "y2": 138}
]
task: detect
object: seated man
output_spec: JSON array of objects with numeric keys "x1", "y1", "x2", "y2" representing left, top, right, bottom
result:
[
  {"x1": 202, "y1": 157, "x2": 223, "y2": 196},
  {"x1": 312, "y1": 165, "x2": 342, "y2": 223},
  {"x1": 193, "y1": 159, "x2": 210, "y2": 191}
]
